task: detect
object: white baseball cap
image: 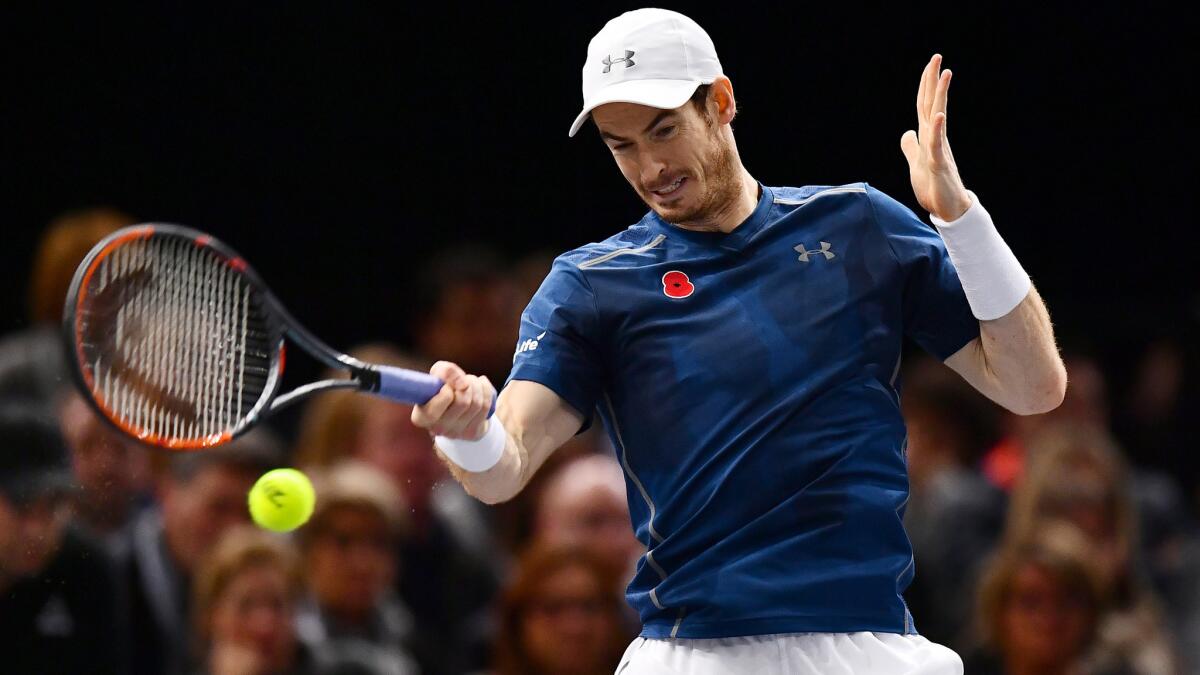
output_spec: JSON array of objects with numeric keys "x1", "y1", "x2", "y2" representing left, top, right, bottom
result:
[{"x1": 568, "y1": 8, "x2": 723, "y2": 137}]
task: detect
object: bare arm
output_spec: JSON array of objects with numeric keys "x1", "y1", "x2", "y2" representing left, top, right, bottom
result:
[
  {"x1": 443, "y1": 380, "x2": 583, "y2": 504},
  {"x1": 411, "y1": 361, "x2": 583, "y2": 504},
  {"x1": 944, "y1": 286, "x2": 1066, "y2": 415},
  {"x1": 900, "y1": 55, "x2": 1066, "y2": 414}
]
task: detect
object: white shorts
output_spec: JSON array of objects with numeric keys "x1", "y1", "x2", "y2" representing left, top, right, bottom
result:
[{"x1": 616, "y1": 632, "x2": 963, "y2": 675}]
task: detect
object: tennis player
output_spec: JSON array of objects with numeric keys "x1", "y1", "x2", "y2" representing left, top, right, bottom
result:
[{"x1": 413, "y1": 8, "x2": 1065, "y2": 673}]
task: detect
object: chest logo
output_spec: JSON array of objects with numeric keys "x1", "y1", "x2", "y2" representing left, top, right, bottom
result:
[
  {"x1": 662, "y1": 270, "x2": 694, "y2": 299},
  {"x1": 794, "y1": 241, "x2": 836, "y2": 262}
]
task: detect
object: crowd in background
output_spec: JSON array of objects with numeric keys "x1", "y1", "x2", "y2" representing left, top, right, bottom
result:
[{"x1": 0, "y1": 208, "x2": 1197, "y2": 675}]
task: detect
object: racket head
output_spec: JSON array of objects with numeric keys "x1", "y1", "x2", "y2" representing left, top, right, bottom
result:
[{"x1": 63, "y1": 224, "x2": 286, "y2": 450}]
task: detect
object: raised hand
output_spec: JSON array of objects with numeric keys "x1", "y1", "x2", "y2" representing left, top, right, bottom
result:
[{"x1": 900, "y1": 54, "x2": 973, "y2": 222}]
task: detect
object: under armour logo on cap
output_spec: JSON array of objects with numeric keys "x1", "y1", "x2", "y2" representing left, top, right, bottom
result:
[
  {"x1": 602, "y1": 50, "x2": 636, "y2": 73},
  {"x1": 794, "y1": 242, "x2": 836, "y2": 262}
]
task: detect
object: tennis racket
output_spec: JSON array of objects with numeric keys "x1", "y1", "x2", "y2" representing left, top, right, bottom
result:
[{"x1": 63, "y1": 223, "x2": 492, "y2": 450}]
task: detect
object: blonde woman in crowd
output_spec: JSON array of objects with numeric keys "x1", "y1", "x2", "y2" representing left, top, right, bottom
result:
[
  {"x1": 1003, "y1": 424, "x2": 1178, "y2": 674},
  {"x1": 969, "y1": 521, "x2": 1119, "y2": 674},
  {"x1": 193, "y1": 526, "x2": 406, "y2": 675}
]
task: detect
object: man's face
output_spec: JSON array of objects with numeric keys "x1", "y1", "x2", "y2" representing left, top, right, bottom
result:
[
  {"x1": 0, "y1": 493, "x2": 68, "y2": 581},
  {"x1": 592, "y1": 96, "x2": 738, "y2": 227},
  {"x1": 305, "y1": 505, "x2": 395, "y2": 620},
  {"x1": 61, "y1": 393, "x2": 150, "y2": 530},
  {"x1": 161, "y1": 465, "x2": 257, "y2": 573}
]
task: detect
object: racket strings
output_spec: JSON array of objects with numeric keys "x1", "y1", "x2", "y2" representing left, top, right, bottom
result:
[{"x1": 80, "y1": 235, "x2": 276, "y2": 444}]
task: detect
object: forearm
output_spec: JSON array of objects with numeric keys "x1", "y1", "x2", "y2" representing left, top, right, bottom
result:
[
  {"x1": 432, "y1": 379, "x2": 581, "y2": 505},
  {"x1": 953, "y1": 286, "x2": 1066, "y2": 414},
  {"x1": 936, "y1": 193, "x2": 1066, "y2": 414},
  {"x1": 438, "y1": 408, "x2": 541, "y2": 505}
]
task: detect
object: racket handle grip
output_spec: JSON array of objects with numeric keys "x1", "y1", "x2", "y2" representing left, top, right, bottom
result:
[{"x1": 373, "y1": 365, "x2": 496, "y2": 416}]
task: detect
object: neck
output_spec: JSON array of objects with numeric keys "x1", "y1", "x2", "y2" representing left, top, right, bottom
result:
[{"x1": 677, "y1": 168, "x2": 758, "y2": 234}]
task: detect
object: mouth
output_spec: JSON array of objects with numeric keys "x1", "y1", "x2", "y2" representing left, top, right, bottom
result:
[{"x1": 648, "y1": 176, "x2": 687, "y2": 201}]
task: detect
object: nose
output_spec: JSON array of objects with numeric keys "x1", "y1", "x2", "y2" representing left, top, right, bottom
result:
[
  {"x1": 637, "y1": 149, "x2": 667, "y2": 186},
  {"x1": 245, "y1": 605, "x2": 285, "y2": 649}
]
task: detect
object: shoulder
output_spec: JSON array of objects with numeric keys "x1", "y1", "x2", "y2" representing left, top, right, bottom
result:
[
  {"x1": 552, "y1": 219, "x2": 664, "y2": 273},
  {"x1": 770, "y1": 182, "x2": 871, "y2": 206},
  {"x1": 769, "y1": 182, "x2": 916, "y2": 220}
]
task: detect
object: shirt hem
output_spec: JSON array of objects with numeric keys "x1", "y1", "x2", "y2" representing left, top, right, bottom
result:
[{"x1": 640, "y1": 615, "x2": 918, "y2": 640}]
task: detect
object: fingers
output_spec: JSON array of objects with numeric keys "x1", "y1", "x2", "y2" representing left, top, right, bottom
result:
[
  {"x1": 917, "y1": 55, "x2": 934, "y2": 123},
  {"x1": 931, "y1": 112, "x2": 948, "y2": 156},
  {"x1": 429, "y1": 360, "x2": 466, "y2": 386},
  {"x1": 413, "y1": 361, "x2": 467, "y2": 433},
  {"x1": 918, "y1": 55, "x2": 941, "y2": 122},
  {"x1": 900, "y1": 129, "x2": 920, "y2": 165},
  {"x1": 931, "y1": 67, "x2": 951, "y2": 120},
  {"x1": 411, "y1": 382, "x2": 454, "y2": 431},
  {"x1": 410, "y1": 361, "x2": 494, "y2": 440},
  {"x1": 462, "y1": 376, "x2": 494, "y2": 439}
]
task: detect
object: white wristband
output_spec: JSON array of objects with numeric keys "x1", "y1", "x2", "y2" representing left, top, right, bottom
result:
[
  {"x1": 930, "y1": 191, "x2": 1031, "y2": 321},
  {"x1": 434, "y1": 417, "x2": 507, "y2": 473}
]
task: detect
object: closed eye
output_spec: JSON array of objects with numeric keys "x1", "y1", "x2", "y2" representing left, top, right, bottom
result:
[{"x1": 654, "y1": 125, "x2": 676, "y2": 139}]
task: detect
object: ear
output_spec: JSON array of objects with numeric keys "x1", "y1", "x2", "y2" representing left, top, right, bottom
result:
[{"x1": 710, "y1": 75, "x2": 737, "y2": 125}]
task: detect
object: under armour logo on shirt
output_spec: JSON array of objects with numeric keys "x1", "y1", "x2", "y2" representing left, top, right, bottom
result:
[
  {"x1": 602, "y1": 50, "x2": 636, "y2": 73},
  {"x1": 794, "y1": 242, "x2": 836, "y2": 262}
]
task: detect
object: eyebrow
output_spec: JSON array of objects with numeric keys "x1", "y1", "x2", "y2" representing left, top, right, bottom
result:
[{"x1": 599, "y1": 110, "x2": 677, "y2": 143}]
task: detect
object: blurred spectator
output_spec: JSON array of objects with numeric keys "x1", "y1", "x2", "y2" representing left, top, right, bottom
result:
[
  {"x1": 296, "y1": 462, "x2": 419, "y2": 673},
  {"x1": 0, "y1": 405, "x2": 126, "y2": 674},
  {"x1": 533, "y1": 454, "x2": 641, "y2": 580},
  {"x1": 295, "y1": 343, "x2": 498, "y2": 675},
  {"x1": 58, "y1": 389, "x2": 152, "y2": 561},
  {"x1": 412, "y1": 246, "x2": 524, "y2": 388},
  {"x1": 492, "y1": 543, "x2": 631, "y2": 675},
  {"x1": 0, "y1": 208, "x2": 132, "y2": 413},
  {"x1": 193, "y1": 526, "x2": 407, "y2": 675},
  {"x1": 1115, "y1": 335, "x2": 1200, "y2": 503},
  {"x1": 126, "y1": 430, "x2": 283, "y2": 675},
  {"x1": 967, "y1": 522, "x2": 1117, "y2": 675},
  {"x1": 1005, "y1": 424, "x2": 1178, "y2": 674},
  {"x1": 900, "y1": 357, "x2": 1005, "y2": 650}
]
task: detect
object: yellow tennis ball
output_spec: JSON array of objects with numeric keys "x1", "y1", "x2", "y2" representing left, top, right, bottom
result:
[{"x1": 248, "y1": 468, "x2": 315, "y2": 532}]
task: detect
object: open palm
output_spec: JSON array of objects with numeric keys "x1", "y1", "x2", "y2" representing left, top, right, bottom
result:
[{"x1": 900, "y1": 54, "x2": 973, "y2": 222}]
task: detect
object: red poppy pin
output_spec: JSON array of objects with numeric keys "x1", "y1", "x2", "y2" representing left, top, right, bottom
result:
[{"x1": 661, "y1": 270, "x2": 694, "y2": 299}]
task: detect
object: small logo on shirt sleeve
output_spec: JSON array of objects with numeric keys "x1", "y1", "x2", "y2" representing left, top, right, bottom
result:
[
  {"x1": 662, "y1": 270, "x2": 694, "y2": 299},
  {"x1": 513, "y1": 331, "x2": 547, "y2": 362}
]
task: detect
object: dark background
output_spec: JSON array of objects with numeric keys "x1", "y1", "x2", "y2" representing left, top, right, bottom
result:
[{"x1": 2, "y1": 2, "x2": 1195, "y2": 368}]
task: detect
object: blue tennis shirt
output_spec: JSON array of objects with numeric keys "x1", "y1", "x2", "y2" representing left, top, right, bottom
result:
[{"x1": 507, "y1": 183, "x2": 980, "y2": 639}]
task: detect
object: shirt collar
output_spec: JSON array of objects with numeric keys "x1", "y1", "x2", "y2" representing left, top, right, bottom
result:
[{"x1": 650, "y1": 183, "x2": 774, "y2": 253}]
